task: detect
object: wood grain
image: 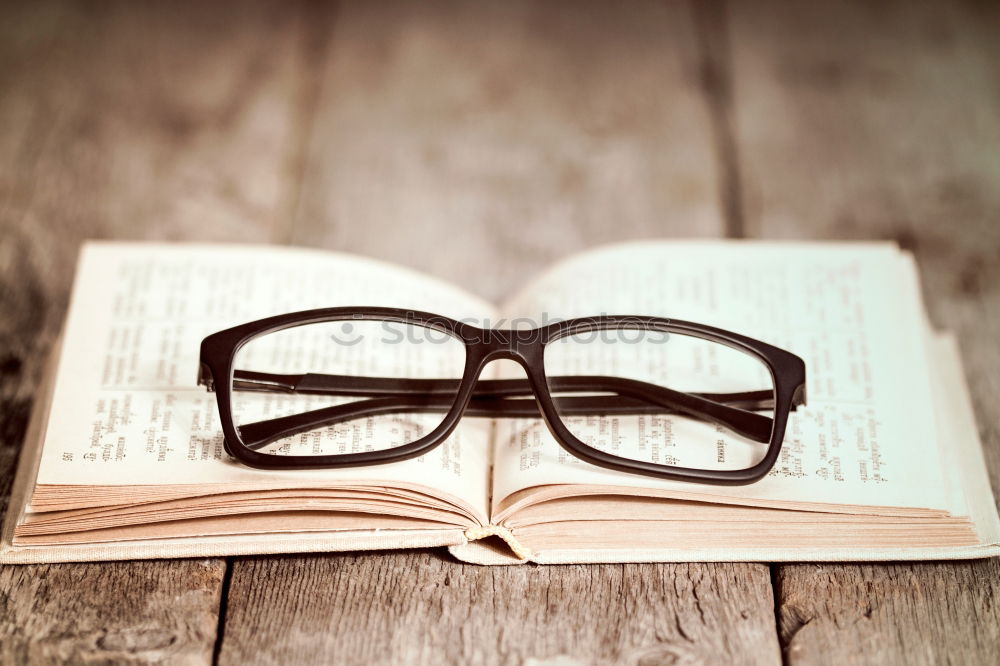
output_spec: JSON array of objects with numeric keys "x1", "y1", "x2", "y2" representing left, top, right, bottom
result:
[
  {"x1": 726, "y1": 0, "x2": 1000, "y2": 663},
  {"x1": 220, "y1": 551, "x2": 780, "y2": 666},
  {"x1": 0, "y1": 1, "x2": 310, "y2": 662},
  {"x1": 286, "y1": 0, "x2": 726, "y2": 302},
  {"x1": 217, "y1": 2, "x2": 781, "y2": 665},
  {"x1": 775, "y1": 561, "x2": 1000, "y2": 665},
  {"x1": 0, "y1": 560, "x2": 224, "y2": 665},
  {"x1": 0, "y1": 0, "x2": 307, "y2": 418}
]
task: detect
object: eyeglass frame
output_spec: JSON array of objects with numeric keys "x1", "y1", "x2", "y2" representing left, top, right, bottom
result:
[{"x1": 198, "y1": 307, "x2": 807, "y2": 486}]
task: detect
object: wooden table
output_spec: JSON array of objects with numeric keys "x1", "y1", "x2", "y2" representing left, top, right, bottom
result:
[{"x1": 1, "y1": 1, "x2": 998, "y2": 663}]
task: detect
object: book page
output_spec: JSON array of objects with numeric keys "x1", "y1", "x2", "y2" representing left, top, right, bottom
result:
[
  {"x1": 36, "y1": 242, "x2": 497, "y2": 524},
  {"x1": 491, "y1": 241, "x2": 957, "y2": 516}
]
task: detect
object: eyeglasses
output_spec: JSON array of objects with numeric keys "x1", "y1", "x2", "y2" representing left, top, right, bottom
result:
[{"x1": 198, "y1": 308, "x2": 807, "y2": 485}]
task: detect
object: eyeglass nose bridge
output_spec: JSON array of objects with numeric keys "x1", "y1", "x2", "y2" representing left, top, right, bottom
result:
[
  {"x1": 471, "y1": 328, "x2": 545, "y2": 365},
  {"x1": 465, "y1": 335, "x2": 548, "y2": 389}
]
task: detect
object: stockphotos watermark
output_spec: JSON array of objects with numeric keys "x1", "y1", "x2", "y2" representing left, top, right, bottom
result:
[{"x1": 325, "y1": 312, "x2": 671, "y2": 346}]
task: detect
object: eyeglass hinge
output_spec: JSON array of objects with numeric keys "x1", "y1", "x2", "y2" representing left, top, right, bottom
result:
[{"x1": 198, "y1": 362, "x2": 216, "y2": 392}]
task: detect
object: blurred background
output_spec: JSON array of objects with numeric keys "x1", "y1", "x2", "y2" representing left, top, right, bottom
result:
[{"x1": 0, "y1": 0, "x2": 998, "y2": 460}]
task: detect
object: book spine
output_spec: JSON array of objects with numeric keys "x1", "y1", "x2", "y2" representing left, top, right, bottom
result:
[{"x1": 464, "y1": 525, "x2": 532, "y2": 560}]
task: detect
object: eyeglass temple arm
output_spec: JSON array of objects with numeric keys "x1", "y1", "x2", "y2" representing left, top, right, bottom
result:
[
  {"x1": 235, "y1": 392, "x2": 774, "y2": 453},
  {"x1": 230, "y1": 370, "x2": 785, "y2": 410},
  {"x1": 223, "y1": 370, "x2": 779, "y2": 451}
]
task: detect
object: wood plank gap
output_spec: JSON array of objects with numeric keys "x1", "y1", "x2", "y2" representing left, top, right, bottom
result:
[
  {"x1": 273, "y1": 0, "x2": 340, "y2": 246},
  {"x1": 769, "y1": 564, "x2": 793, "y2": 666},
  {"x1": 691, "y1": 0, "x2": 745, "y2": 239},
  {"x1": 211, "y1": 557, "x2": 235, "y2": 666}
]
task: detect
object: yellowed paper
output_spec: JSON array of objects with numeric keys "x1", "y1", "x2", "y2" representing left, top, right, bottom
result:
[{"x1": 492, "y1": 242, "x2": 960, "y2": 516}]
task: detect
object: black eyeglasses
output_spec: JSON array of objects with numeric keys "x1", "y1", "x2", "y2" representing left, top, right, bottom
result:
[{"x1": 198, "y1": 307, "x2": 806, "y2": 485}]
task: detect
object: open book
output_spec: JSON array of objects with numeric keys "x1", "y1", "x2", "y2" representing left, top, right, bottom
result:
[{"x1": 3, "y1": 241, "x2": 998, "y2": 564}]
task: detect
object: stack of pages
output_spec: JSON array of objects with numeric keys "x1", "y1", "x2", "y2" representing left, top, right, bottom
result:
[{"x1": 2, "y1": 240, "x2": 998, "y2": 564}]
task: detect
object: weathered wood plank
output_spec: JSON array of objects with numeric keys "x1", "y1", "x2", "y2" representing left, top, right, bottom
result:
[
  {"x1": 0, "y1": 1, "x2": 311, "y2": 662},
  {"x1": 727, "y1": 0, "x2": 1000, "y2": 663},
  {"x1": 218, "y1": 2, "x2": 781, "y2": 664},
  {"x1": 0, "y1": 560, "x2": 225, "y2": 665},
  {"x1": 286, "y1": 0, "x2": 727, "y2": 301},
  {"x1": 775, "y1": 560, "x2": 1000, "y2": 665},
  {"x1": 223, "y1": 552, "x2": 779, "y2": 666},
  {"x1": 0, "y1": 0, "x2": 308, "y2": 406}
]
